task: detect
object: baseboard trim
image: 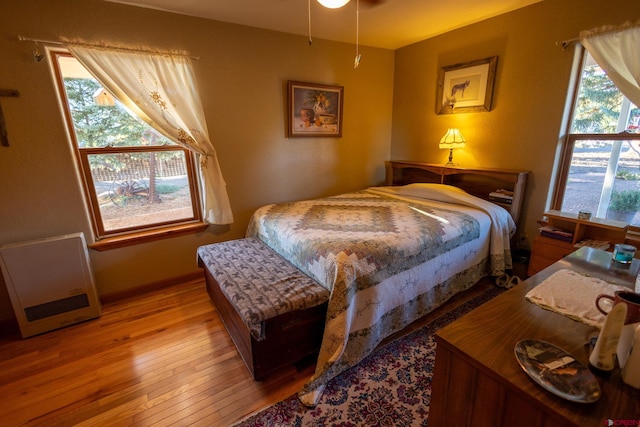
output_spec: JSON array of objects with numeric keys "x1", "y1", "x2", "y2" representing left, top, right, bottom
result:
[
  {"x1": 0, "y1": 317, "x2": 19, "y2": 338},
  {"x1": 100, "y1": 270, "x2": 205, "y2": 305},
  {"x1": 0, "y1": 271, "x2": 206, "y2": 339}
]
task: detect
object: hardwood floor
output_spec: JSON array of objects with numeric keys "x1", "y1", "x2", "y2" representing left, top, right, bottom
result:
[{"x1": 0, "y1": 275, "x2": 495, "y2": 426}]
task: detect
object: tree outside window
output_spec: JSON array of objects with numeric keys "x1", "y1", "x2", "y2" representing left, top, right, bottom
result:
[
  {"x1": 52, "y1": 52, "x2": 202, "y2": 240},
  {"x1": 555, "y1": 50, "x2": 640, "y2": 229}
]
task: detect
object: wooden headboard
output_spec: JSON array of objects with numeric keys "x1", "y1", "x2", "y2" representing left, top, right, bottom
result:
[{"x1": 385, "y1": 161, "x2": 529, "y2": 224}]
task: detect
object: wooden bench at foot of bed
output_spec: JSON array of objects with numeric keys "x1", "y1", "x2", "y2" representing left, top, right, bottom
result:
[{"x1": 196, "y1": 238, "x2": 329, "y2": 380}]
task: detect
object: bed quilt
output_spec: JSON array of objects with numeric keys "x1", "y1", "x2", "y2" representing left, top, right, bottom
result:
[{"x1": 246, "y1": 184, "x2": 515, "y2": 405}]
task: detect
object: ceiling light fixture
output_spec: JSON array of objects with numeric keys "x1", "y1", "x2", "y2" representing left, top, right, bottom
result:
[
  {"x1": 314, "y1": 0, "x2": 367, "y2": 68},
  {"x1": 317, "y1": 0, "x2": 350, "y2": 8}
]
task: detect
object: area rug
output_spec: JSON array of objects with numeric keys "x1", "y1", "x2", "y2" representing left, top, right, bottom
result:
[{"x1": 232, "y1": 284, "x2": 505, "y2": 427}]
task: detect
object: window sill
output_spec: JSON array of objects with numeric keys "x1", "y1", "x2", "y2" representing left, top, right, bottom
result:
[{"x1": 88, "y1": 222, "x2": 209, "y2": 251}]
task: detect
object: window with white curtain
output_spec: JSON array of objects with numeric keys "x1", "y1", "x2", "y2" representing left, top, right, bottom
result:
[
  {"x1": 553, "y1": 49, "x2": 640, "y2": 229},
  {"x1": 51, "y1": 51, "x2": 204, "y2": 243}
]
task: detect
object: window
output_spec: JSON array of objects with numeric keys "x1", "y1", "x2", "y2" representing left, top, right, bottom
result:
[
  {"x1": 553, "y1": 49, "x2": 640, "y2": 230},
  {"x1": 51, "y1": 51, "x2": 203, "y2": 245}
]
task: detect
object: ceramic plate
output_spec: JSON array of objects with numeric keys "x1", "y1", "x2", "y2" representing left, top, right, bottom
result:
[{"x1": 514, "y1": 339, "x2": 601, "y2": 403}]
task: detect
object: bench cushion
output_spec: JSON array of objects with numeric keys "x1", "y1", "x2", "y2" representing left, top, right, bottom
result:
[{"x1": 197, "y1": 237, "x2": 329, "y2": 341}]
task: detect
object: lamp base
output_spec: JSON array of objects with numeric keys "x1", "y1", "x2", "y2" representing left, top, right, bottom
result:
[{"x1": 443, "y1": 148, "x2": 456, "y2": 167}]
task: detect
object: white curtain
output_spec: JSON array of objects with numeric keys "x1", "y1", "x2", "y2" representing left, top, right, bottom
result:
[
  {"x1": 65, "y1": 43, "x2": 234, "y2": 225},
  {"x1": 580, "y1": 21, "x2": 640, "y2": 107}
]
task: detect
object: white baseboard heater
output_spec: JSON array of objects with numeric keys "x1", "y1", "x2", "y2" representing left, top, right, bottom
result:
[{"x1": 0, "y1": 232, "x2": 101, "y2": 338}]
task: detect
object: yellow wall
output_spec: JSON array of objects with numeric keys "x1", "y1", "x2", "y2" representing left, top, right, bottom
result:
[
  {"x1": 392, "y1": 0, "x2": 638, "y2": 245},
  {"x1": 0, "y1": 0, "x2": 394, "y2": 321},
  {"x1": 0, "y1": 0, "x2": 638, "y2": 323}
]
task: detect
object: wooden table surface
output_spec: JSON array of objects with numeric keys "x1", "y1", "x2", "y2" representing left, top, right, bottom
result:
[{"x1": 432, "y1": 247, "x2": 640, "y2": 426}]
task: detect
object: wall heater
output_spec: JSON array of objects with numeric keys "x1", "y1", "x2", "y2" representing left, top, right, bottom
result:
[{"x1": 0, "y1": 232, "x2": 101, "y2": 338}]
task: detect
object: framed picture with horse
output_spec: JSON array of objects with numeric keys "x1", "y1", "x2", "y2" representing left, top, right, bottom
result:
[{"x1": 436, "y1": 56, "x2": 497, "y2": 114}]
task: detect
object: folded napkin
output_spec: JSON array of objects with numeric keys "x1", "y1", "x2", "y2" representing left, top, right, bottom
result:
[{"x1": 525, "y1": 269, "x2": 628, "y2": 329}]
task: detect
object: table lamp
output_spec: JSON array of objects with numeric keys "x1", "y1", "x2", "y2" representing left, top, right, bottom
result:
[{"x1": 439, "y1": 128, "x2": 465, "y2": 166}]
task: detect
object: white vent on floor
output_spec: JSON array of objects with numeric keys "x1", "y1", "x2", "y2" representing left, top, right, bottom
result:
[{"x1": 0, "y1": 232, "x2": 101, "y2": 338}]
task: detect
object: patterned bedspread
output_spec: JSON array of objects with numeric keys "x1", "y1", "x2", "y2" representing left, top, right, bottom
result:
[{"x1": 246, "y1": 184, "x2": 515, "y2": 405}]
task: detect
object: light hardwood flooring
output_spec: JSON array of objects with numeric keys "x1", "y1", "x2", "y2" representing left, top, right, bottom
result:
[{"x1": 0, "y1": 275, "x2": 495, "y2": 426}]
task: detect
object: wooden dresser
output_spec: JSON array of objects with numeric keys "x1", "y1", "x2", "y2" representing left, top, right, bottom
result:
[
  {"x1": 429, "y1": 247, "x2": 640, "y2": 426},
  {"x1": 385, "y1": 161, "x2": 529, "y2": 223}
]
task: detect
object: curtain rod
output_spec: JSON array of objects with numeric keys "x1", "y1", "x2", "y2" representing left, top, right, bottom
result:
[
  {"x1": 17, "y1": 35, "x2": 200, "y2": 60},
  {"x1": 555, "y1": 36, "x2": 580, "y2": 51},
  {"x1": 556, "y1": 20, "x2": 640, "y2": 51},
  {"x1": 18, "y1": 35, "x2": 64, "y2": 46}
]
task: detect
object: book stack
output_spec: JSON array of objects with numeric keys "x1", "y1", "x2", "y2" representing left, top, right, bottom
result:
[
  {"x1": 539, "y1": 225, "x2": 573, "y2": 242},
  {"x1": 489, "y1": 189, "x2": 514, "y2": 205}
]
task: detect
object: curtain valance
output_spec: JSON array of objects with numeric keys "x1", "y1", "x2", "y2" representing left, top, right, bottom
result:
[{"x1": 580, "y1": 20, "x2": 640, "y2": 108}]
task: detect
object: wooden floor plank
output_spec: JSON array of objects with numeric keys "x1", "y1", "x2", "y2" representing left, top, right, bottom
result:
[{"x1": 0, "y1": 276, "x2": 494, "y2": 426}]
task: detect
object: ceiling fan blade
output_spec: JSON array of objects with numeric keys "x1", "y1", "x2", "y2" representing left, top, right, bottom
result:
[{"x1": 361, "y1": 0, "x2": 385, "y2": 6}]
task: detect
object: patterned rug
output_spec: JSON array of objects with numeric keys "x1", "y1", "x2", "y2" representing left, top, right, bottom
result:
[{"x1": 232, "y1": 284, "x2": 505, "y2": 427}]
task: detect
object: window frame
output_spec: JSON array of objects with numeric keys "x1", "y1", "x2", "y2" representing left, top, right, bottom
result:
[
  {"x1": 552, "y1": 47, "x2": 640, "y2": 233},
  {"x1": 50, "y1": 49, "x2": 206, "y2": 249}
]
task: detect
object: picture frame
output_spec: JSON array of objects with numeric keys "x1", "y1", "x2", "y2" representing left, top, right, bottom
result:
[
  {"x1": 287, "y1": 81, "x2": 344, "y2": 137},
  {"x1": 436, "y1": 56, "x2": 497, "y2": 114}
]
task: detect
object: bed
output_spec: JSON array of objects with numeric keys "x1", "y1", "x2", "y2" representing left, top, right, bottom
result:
[{"x1": 245, "y1": 173, "x2": 521, "y2": 405}]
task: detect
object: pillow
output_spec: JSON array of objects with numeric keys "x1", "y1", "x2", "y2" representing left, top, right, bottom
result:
[{"x1": 391, "y1": 183, "x2": 469, "y2": 203}]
